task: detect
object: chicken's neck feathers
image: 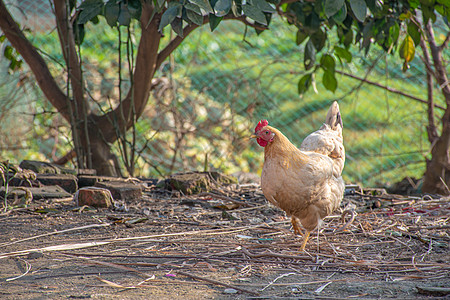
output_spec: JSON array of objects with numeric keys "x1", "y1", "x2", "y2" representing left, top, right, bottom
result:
[{"x1": 263, "y1": 126, "x2": 308, "y2": 162}]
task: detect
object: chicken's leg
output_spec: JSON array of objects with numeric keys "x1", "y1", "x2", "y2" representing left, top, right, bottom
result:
[
  {"x1": 291, "y1": 217, "x2": 303, "y2": 236},
  {"x1": 299, "y1": 230, "x2": 311, "y2": 251}
]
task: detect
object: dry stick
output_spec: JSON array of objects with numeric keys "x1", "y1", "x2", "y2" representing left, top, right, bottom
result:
[
  {"x1": 0, "y1": 222, "x2": 288, "y2": 258},
  {"x1": 0, "y1": 223, "x2": 111, "y2": 248},
  {"x1": 61, "y1": 253, "x2": 154, "y2": 279},
  {"x1": 197, "y1": 192, "x2": 253, "y2": 207},
  {"x1": 175, "y1": 270, "x2": 260, "y2": 295},
  {"x1": 63, "y1": 253, "x2": 259, "y2": 295}
]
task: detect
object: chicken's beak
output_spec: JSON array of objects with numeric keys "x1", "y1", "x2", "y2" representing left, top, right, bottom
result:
[{"x1": 250, "y1": 134, "x2": 258, "y2": 139}]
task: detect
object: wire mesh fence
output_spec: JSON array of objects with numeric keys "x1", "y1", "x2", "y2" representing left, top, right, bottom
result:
[{"x1": 1, "y1": 0, "x2": 447, "y2": 188}]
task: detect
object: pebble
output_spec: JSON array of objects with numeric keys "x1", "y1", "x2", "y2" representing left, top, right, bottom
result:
[{"x1": 224, "y1": 288, "x2": 238, "y2": 294}]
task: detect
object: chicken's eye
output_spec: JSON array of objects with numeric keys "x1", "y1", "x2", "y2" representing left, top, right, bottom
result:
[{"x1": 265, "y1": 131, "x2": 269, "y2": 135}]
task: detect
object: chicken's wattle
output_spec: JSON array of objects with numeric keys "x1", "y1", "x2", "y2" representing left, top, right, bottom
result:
[{"x1": 257, "y1": 137, "x2": 268, "y2": 147}]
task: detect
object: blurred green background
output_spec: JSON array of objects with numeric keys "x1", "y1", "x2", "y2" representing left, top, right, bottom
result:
[{"x1": 1, "y1": 0, "x2": 448, "y2": 189}]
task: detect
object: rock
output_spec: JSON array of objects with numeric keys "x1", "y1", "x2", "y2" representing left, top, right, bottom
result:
[
  {"x1": 19, "y1": 160, "x2": 61, "y2": 174},
  {"x1": 19, "y1": 160, "x2": 81, "y2": 175},
  {"x1": 0, "y1": 186, "x2": 71, "y2": 200},
  {"x1": 416, "y1": 286, "x2": 450, "y2": 296},
  {"x1": 95, "y1": 181, "x2": 143, "y2": 201},
  {"x1": 77, "y1": 169, "x2": 97, "y2": 175},
  {"x1": 74, "y1": 187, "x2": 113, "y2": 208},
  {"x1": 223, "y1": 288, "x2": 238, "y2": 294},
  {"x1": 166, "y1": 171, "x2": 238, "y2": 195},
  {"x1": 36, "y1": 174, "x2": 78, "y2": 193},
  {"x1": 78, "y1": 175, "x2": 121, "y2": 188}
]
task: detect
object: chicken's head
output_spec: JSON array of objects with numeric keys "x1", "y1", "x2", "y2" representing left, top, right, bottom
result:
[{"x1": 253, "y1": 120, "x2": 275, "y2": 147}]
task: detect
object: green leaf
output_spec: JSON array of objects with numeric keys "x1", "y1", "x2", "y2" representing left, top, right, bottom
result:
[
  {"x1": 296, "y1": 30, "x2": 308, "y2": 45},
  {"x1": 399, "y1": 11, "x2": 412, "y2": 20},
  {"x1": 4, "y1": 45, "x2": 13, "y2": 60},
  {"x1": 366, "y1": 0, "x2": 383, "y2": 14},
  {"x1": 320, "y1": 54, "x2": 335, "y2": 72},
  {"x1": 118, "y1": 4, "x2": 131, "y2": 26},
  {"x1": 209, "y1": 14, "x2": 223, "y2": 31},
  {"x1": 349, "y1": 0, "x2": 367, "y2": 22},
  {"x1": 304, "y1": 39, "x2": 316, "y2": 70},
  {"x1": 74, "y1": 23, "x2": 85, "y2": 45},
  {"x1": 333, "y1": 3, "x2": 347, "y2": 23},
  {"x1": 322, "y1": 70, "x2": 337, "y2": 92},
  {"x1": 304, "y1": 11, "x2": 320, "y2": 32},
  {"x1": 214, "y1": 0, "x2": 231, "y2": 17},
  {"x1": 407, "y1": 21, "x2": 421, "y2": 46},
  {"x1": 186, "y1": 8, "x2": 204, "y2": 25},
  {"x1": 127, "y1": 0, "x2": 142, "y2": 19},
  {"x1": 77, "y1": 0, "x2": 104, "y2": 24},
  {"x1": 189, "y1": 0, "x2": 214, "y2": 13},
  {"x1": 334, "y1": 46, "x2": 352, "y2": 62},
  {"x1": 252, "y1": 0, "x2": 276, "y2": 13},
  {"x1": 310, "y1": 28, "x2": 326, "y2": 52},
  {"x1": 324, "y1": 0, "x2": 345, "y2": 18},
  {"x1": 242, "y1": 4, "x2": 267, "y2": 25},
  {"x1": 298, "y1": 74, "x2": 312, "y2": 94},
  {"x1": 399, "y1": 35, "x2": 415, "y2": 63},
  {"x1": 388, "y1": 22, "x2": 400, "y2": 49},
  {"x1": 422, "y1": 5, "x2": 436, "y2": 23},
  {"x1": 159, "y1": 5, "x2": 181, "y2": 31},
  {"x1": 171, "y1": 17, "x2": 183, "y2": 36},
  {"x1": 185, "y1": 3, "x2": 202, "y2": 14},
  {"x1": 343, "y1": 29, "x2": 353, "y2": 48}
]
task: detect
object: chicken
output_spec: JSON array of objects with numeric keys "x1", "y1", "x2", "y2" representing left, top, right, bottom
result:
[{"x1": 252, "y1": 101, "x2": 345, "y2": 251}]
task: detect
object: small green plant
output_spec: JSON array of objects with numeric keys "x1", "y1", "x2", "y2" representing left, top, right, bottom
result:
[{"x1": 0, "y1": 160, "x2": 12, "y2": 212}]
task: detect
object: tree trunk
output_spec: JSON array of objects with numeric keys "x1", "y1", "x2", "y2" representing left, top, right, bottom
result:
[
  {"x1": 422, "y1": 113, "x2": 450, "y2": 194},
  {"x1": 421, "y1": 18, "x2": 450, "y2": 195}
]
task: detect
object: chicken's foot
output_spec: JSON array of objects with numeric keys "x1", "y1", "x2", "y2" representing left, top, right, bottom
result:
[
  {"x1": 299, "y1": 231, "x2": 311, "y2": 252},
  {"x1": 291, "y1": 217, "x2": 303, "y2": 236}
]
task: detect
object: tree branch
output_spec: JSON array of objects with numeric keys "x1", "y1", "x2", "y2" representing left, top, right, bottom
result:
[
  {"x1": 0, "y1": 0, "x2": 70, "y2": 120},
  {"x1": 335, "y1": 70, "x2": 444, "y2": 110},
  {"x1": 419, "y1": 33, "x2": 438, "y2": 144},
  {"x1": 53, "y1": 0, "x2": 87, "y2": 118},
  {"x1": 423, "y1": 18, "x2": 450, "y2": 105},
  {"x1": 438, "y1": 32, "x2": 450, "y2": 53},
  {"x1": 53, "y1": 0, "x2": 91, "y2": 168}
]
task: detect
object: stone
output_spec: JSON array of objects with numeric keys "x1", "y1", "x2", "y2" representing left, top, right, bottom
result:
[
  {"x1": 77, "y1": 175, "x2": 120, "y2": 188},
  {"x1": 95, "y1": 181, "x2": 143, "y2": 201},
  {"x1": 0, "y1": 186, "x2": 71, "y2": 200},
  {"x1": 36, "y1": 174, "x2": 78, "y2": 193},
  {"x1": 166, "y1": 171, "x2": 238, "y2": 195},
  {"x1": 19, "y1": 160, "x2": 61, "y2": 174},
  {"x1": 74, "y1": 187, "x2": 113, "y2": 208},
  {"x1": 19, "y1": 160, "x2": 83, "y2": 175}
]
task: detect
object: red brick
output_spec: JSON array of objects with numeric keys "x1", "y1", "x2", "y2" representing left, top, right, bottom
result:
[{"x1": 75, "y1": 187, "x2": 113, "y2": 208}]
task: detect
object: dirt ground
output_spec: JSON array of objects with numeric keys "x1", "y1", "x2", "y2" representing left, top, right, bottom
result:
[{"x1": 0, "y1": 183, "x2": 449, "y2": 299}]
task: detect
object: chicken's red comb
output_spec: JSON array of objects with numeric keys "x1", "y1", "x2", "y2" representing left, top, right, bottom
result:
[{"x1": 255, "y1": 119, "x2": 268, "y2": 133}]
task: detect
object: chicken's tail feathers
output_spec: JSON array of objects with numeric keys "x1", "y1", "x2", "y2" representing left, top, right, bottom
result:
[{"x1": 325, "y1": 101, "x2": 343, "y2": 131}]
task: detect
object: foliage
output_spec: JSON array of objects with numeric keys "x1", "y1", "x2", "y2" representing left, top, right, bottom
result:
[{"x1": 75, "y1": 0, "x2": 449, "y2": 97}]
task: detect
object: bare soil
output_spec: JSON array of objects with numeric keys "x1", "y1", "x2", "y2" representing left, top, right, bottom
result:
[{"x1": 0, "y1": 184, "x2": 449, "y2": 299}]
